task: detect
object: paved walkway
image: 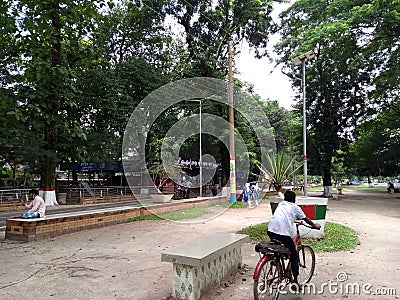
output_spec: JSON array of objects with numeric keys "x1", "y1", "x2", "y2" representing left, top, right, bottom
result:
[{"x1": 0, "y1": 189, "x2": 399, "y2": 300}]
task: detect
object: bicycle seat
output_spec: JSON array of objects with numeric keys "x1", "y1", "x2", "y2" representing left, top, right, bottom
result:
[
  {"x1": 271, "y1": 239, "x2": 284, "y2": 246},
  {"x1": 255, "y1": 241, "x2": 291, "y2": 256}
]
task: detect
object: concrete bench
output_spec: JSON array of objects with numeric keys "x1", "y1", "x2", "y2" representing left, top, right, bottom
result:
[
  {"x1": 5, "y1": 196, "x2": 228, "y2": 242},
  {"x1": 5, "y1": 205, "x2": 143, "y2": 242},
  {"x1": 161, "y1": 232, "x2": 249, "y2": 300}
]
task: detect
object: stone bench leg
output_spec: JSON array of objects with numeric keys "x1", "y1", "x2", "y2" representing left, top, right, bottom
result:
[{"x1": 172, "y1": 247, "x2": 243, "y2": 300}]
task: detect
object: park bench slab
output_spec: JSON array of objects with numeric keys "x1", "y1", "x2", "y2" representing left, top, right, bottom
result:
[{"x1": 161, "y1": 232, "x2": 249, "y2": 300}]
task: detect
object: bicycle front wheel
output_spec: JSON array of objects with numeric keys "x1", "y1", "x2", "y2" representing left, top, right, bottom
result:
[
  {"x1": 253, "y1": 258, "x2": 282, "y2": 300},
  {"x1": 297, "y1": 244, "x2": 315, "y2": 284}
]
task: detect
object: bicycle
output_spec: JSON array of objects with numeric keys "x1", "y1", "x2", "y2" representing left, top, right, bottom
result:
[{"x1": 253, "y1": 221, "x2": 318, "y2": 300}]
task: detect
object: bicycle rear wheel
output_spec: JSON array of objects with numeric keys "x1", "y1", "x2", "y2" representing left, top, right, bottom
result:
[
  {"x1": 297, "y1": 244, "x2": 315, "y2": 284},
  {"x1": 253, "y1": 257, "x2": 282, "y2": 300}
]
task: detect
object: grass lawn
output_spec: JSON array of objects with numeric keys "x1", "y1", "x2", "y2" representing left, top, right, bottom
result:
[
  {"x1": 124, "y1": 204, "x2": 359, "y2": 252},
  {"x1": 125, "y1": 206, "x2": 209, "y2": 222}
]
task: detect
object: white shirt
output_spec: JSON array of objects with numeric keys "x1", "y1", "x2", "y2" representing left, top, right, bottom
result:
[
  {"x1": 26, "y1": 195, "x2": 46, "y2": 218},
  {"x1": 268, "y1": 201, "x2": 305, "y2": 237},
  {"x1": 182, "y1": 181, "x2": 192, "y2": 188}
]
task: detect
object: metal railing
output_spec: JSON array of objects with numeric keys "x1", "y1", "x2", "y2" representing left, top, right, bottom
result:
[
  {"x1": 0, "y1": 188, "x2": 31, "y2": 203},
  {"x1": 0, "y1": 184, "x2": 178, "y2": 203},
  {"x1": 56, "y1": 184, "x2": 174, "y2": 200}
]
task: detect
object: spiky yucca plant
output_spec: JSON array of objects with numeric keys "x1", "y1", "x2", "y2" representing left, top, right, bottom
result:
[{"x1": 257, "y1": 152, "x2": 302, "y2": 192}]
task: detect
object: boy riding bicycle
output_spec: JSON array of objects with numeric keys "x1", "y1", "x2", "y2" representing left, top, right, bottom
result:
[{"x1": 267, "y1": 190, "x2": 321, "y2": 289}]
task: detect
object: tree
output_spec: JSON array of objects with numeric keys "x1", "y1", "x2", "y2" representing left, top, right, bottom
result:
[
  {"x1": 2, "y1": 0, "x2": 105, "y2": 203},
  {"x1": 274, "y1": 0, "x2": 399, "y2": 195},
  {"x1": 0, "y1": 0, "x2": 310, "y2": 195},
  {"x1": 166, "y1": 0, "x2": 279, "y2": 78},
  {"x1": 63, "y1": 57, "x2": 168, "y2": 165},
  {"x1": 351, "y1": 0, "x2": 400, "y2": 109},
  {"x1": 349, "y1": 101, "x2": 400, "y2": 178},
  {"x1": 93, "y1": 0, "x2": 172, "y2": 66},
  {"x1": 261, "y1": 99, "x2": 296, "y2": 152},
  {"x1": 0, "y1": 2, "x2": 43, "y2": 178}
]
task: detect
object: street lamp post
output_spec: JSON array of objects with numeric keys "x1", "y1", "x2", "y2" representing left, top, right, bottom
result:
[
  {"x1": 292, "y1": 50, "x2": 316, "y2": 197},
  {"x1": 190, "y1": 97, "x2": 218, "y2": 198},
  {"x1": 228, "y1": 44, "x2": 236, "y2": 204},
  {"x1": 199, "y1": 99, "x2": 202, "y2": 197}
]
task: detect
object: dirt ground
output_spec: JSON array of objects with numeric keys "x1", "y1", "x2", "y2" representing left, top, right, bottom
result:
[{"x1": 0, "y1": 189, "x2": 399, "y2": 300}]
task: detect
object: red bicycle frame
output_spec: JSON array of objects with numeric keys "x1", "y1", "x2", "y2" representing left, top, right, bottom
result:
[{"x1": 253, "y1": 255, "x2": 270, "y2": 281}]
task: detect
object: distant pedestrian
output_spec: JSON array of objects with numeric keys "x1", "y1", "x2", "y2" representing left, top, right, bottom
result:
[
  {"x1": 21, "y1": 189, "x2": 46, "y2": 218},
  {"x1": 211, "y1": 185, "x2": 218, "y2": 196},
  {"x1": 251, "y1": 183, "x2": 260, "y2": 206},
  {"x1": 387, "y1": 182, "x2": 395, "y2": 194},
  {"x1": 181, "y1": 177, "x2": 192, "y2": 198},
  {"x1": 242, "y1": 183, "x2": 252, "y2": 207}
]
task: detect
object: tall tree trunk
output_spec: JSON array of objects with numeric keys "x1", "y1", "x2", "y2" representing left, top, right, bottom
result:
[
  {"x1": 322, "y1": 165, "x2": 333, "y2": 197},
  {"x1": 40, "y1": 0, "x2": 61, "y2": 206}
]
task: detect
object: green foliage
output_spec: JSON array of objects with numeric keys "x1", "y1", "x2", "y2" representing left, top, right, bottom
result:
[
  {"x1": 262, "y1": 101, "x2": 299, "y2": 152},
  {"x1": 126, "y1": 215, "x2": 163, "y2": 222},
  {"x1": 275, "y1": 0, "x2": 400, "y2": 184},
  {"x1": 331, "y1": 149, "x2": 350, "y2": 184},
  {"x1": 0, "y1": 0, "x2": 107, "y2": 188},
  {"x1": 257, "y1": 151, "x2": 302, "y2": 190},
  {"x1": 0, "y1": 167, "x2": 12, "y2": 183},
  {"x1": 228, "y1": 202, "x2": 247, "y2": 209},
  {"x1": 94, "y1": 0, "x2": 171, "y2": 65},
  {"x1": 209, "y1": 202, "x2": 247, "y2": 209},
  {"x1": 2, "y1": 0, "x2": 397, "y2": 186},
  {"x1": 167, "y1": 0, "x2": 277, "y2": 77},
  {"x1": 348, "y1": 101, "x2": 400, "y2": 177},
  {"x1": 0, "y1": 0, "x2": 173, "y2": 181},
  {"x1": 238, "y1": 221, "x2": 359, "y2": 252},
  {"x1": 302, "y1": 222, "x2": 359, "y2": 252},
  {"x1": 345, "y1": 185, "x2": 385, "y2": 191},
  {"x1": 0, "y1": 0, "x2": 290, "y2": 186},
  {"x1": 238, "y1": 221, "x2": 269, "y2": 241},
  {"x1": 67, "y1": 57, "x2": 168, "y2": 164}
]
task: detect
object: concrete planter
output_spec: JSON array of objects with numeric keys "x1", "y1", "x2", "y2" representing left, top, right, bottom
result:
[{"x1": 270, "y1": 196, "x2": 328, "y2": 239}]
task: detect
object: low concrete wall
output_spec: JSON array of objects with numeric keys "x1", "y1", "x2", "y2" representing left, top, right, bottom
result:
[{"x1": 0, "y1": 201, "x2": 21, "y2": 212}]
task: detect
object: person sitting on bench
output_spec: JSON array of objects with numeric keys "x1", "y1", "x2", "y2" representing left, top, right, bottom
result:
[{"x1": 21, "y1": 189, "x2": 46, "y2": 218}]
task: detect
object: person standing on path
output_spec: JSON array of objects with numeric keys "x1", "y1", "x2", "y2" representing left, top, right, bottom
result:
[
  {"x1": 21, "y1": 188, "x2": 46, "y2": 218},
  {"x1": 242, "y1": 183, "x2": 253, "y2": 208},
  {"x1": 250, "y1": 183, "x2": 260, "y2": 206}
]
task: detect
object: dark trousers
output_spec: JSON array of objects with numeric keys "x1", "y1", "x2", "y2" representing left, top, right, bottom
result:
[{"x1": 267, "y1": 231, "x2": 300, "y2": 278}]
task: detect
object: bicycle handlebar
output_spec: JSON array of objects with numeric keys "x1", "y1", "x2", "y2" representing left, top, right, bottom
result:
[{"x1": 295, "y1": 220, "x2": 320, "y2": 230}]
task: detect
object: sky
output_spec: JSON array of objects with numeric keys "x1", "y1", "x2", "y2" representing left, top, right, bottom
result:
[
  {"x1": 235, "y1": 1, "x2": 296, "y2": 110},
  {"x1": 235, "y1": 44, "x2": 296, "y2": 110}
]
